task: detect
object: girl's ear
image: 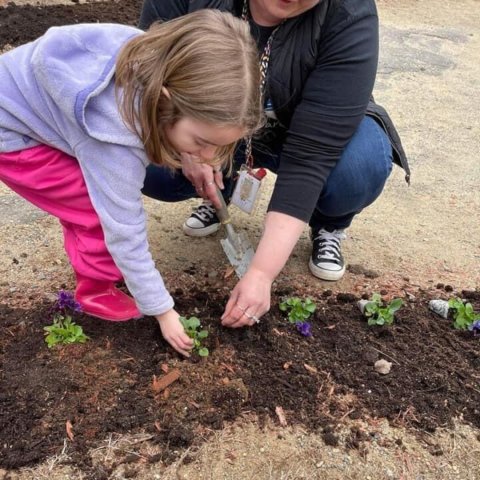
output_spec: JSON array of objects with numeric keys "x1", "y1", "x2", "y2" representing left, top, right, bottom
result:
[{"x1": 161, "y1": 86, "x2": 171, "y2": 100}]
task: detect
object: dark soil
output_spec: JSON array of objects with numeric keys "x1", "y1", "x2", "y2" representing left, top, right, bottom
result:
[
  {"x1": 0, "y1": 0, "x2": 142, "y2": 48},
  {"x1": 1, "y1": 284, "x2": 479, "y2": 473}
]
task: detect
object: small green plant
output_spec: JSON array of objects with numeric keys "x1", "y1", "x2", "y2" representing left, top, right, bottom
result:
[
  {"x1": 364, "y1": 293, "x2": 403, "y2": 326},
  {"x1": 44, "y1": 291, "x2": 89, "y2": 348},
  {"x1": 279, "y1": 297, "x2": 316, "y2": 337},
  {"x1": 279, "y1": 297, "x2": 316, "y2": 323},
  {"x1": 448, "y1": 298, "x2": 480, "y2": 330},
  {"x1": 180, "y1": 316, "x2": 209, "y2": 357}
]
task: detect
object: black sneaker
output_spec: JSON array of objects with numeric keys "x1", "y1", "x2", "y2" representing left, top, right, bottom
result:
[
  {"x1": 182, "y1": 200, "x2": 221, "y2": 237},
  {"x1": 308, "y1": 227, "x2": 347, "y2": 281}
]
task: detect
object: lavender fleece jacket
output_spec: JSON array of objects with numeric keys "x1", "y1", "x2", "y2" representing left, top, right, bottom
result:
[{"x1": 0, "y1": 23, "x2": 175, "y2": 316}]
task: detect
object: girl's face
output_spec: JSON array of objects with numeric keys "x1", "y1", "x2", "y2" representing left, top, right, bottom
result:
[
  {"x1": 166, "y1": 117, "x2": 245, "y2": 162},
  {"x1": 251, "y1": 0, "x2": 319, "y2": 25}
]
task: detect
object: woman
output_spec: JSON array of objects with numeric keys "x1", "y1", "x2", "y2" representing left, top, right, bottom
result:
[{"x1": 139, "y1": 0, "x2": 410, "y2": 328}]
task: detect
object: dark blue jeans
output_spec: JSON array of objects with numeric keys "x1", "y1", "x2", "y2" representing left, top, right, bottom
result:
[{"x1": 142, "y1": 116, "x2": 393, "y2": 230}]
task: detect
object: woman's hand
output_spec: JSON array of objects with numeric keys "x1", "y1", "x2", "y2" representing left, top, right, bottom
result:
[
  {"x1": 180, "y1": 153, "x2": 224, "y2": 208},
  {"x1": 221, "y1": 268, "x2": 272, "y2": 328},
  {"x1": 221, "y1": 212, "x2": 307, "y2": 328},
  {"x1": 156, "y1": 308, "x2": 193, "y2": 357}
]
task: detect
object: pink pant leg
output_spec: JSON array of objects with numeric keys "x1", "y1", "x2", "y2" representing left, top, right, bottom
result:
[{"x1": 0, "y1": 145, "x2": 122, "y2": 281}]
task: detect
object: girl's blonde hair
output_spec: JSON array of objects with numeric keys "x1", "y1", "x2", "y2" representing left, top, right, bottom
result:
[{"x1": 115, "y1": 10, "x2": 264, "y2": 171}]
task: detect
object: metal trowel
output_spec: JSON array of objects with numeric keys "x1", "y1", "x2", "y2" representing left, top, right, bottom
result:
[{"x1": 214, "y1": 184, "x2": 255, "y2": 278}]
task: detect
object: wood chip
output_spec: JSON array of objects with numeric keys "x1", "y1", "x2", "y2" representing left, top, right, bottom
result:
[
  {"x1": 224, "y1": 266, "x2": 235, "y2": 278},
  {"x1": 221, "y1": 363, "x2": 235, "y2": 374},
  {"x1": 273, "y1": 328, "x2": 286, "y2": 336},
  {"x1": 161, "y1": 364, "x2": 169, "y2": 373},
  {"x1": 154, "y1": 420, "x2": 162, "y2": 432},
  {"x1": 304, "y1": 363, "x2": 318, "y2": 374},
  {"x1": 66, "y1": 420, "x2": 74, "y2": 441},
  {"x1": 275, "y1": 406, "x2": 287, "y2": 427},
  {"x1": 152, "y1": 369, "x2": 181, "y2": 393},
  {"x1": 328, "y1": 386, "x2": 335, "y2": 397},
  {"x1": 283, "y1": 362, "x2": 292, "y2": 370},
  {"x1": 188, "y1": 400, "x2": 201, "y2": 409}
]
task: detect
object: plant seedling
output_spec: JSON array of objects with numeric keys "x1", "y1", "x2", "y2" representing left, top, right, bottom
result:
[
  {"x1": 448, "y1": 298, "x2": 480, "y2": 330},
  {"x1": 364, "y1": 293, "x2": 403, "y2": 326},
  {"x1": 179, "y1": 316, "x2": 209, "y2": 357},
  {"x1": 44, "y1": 291, "x2": 89, "y2": 348},
  {"x1": 279, "y1": 297, "x2": 316, "y2": 323},
  {"x1": 279, "y1": 297, "x2": 316, "y2": 337}
]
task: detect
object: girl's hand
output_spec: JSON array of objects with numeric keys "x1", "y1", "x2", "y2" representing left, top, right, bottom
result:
[
  {"x1": 221, "y1": 268, "x2": 272, "y2": 328},
  {"x1": 180, "y1": 153, "x2": 224, "y2": 208},
  {"x1": 156, "y1": 309, "x2": 193, "y2": 357}
]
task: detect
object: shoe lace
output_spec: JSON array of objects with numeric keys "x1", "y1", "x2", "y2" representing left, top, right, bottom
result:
[
  {"x1": 314, "y1": 229, "x2": 347, "y2": 261},
  {"x1": 195, "y1": 201, "x2": 216, "y2": 222}
]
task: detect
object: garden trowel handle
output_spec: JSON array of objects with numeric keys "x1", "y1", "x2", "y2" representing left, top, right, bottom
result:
[{"x1": 213, "y1": 183, "x2": 230, "y2": 224}]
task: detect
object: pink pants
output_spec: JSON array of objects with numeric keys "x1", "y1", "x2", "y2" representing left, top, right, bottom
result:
[{"x1": 0, "y1": 145, "x2": 122, "y2": 281}]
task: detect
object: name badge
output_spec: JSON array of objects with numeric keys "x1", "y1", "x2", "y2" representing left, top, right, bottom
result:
[{"x1": 231, "y1": 165, "x2": 267, "y2": 215}]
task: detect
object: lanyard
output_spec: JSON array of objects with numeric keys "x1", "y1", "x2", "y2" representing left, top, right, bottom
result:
[{"x1": 241, "y1": 0, "x2": 283, "y2": 168}]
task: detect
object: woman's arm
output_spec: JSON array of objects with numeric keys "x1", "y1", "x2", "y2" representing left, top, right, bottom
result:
[{"x1": 270, "y1": 12, "x2": 379, "y2": 223}]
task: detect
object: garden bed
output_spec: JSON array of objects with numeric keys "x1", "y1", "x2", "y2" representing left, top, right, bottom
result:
[{"x1": 1, "y1": 284, "x2": 479, "y2": 472}]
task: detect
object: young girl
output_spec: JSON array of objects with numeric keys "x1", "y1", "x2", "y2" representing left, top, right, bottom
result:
[{"x1": 0, "y1": 11, "x2": 263, "y2": 356}]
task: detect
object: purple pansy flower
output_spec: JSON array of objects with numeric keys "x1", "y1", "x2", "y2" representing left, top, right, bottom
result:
[
  {"x1": 468, "y1": 320, "x2": 480, "y2": 336},
  {"x1": 296, "y1": 321, "x2": 312, "y2": 337},
  {"x1": 58, "y1": 290, "x2": 82, "y2": 312}
]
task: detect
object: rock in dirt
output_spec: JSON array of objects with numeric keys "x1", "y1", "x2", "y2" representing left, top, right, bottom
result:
[
  {"x1": 347, "y1": 264, "x2": 380, "y2": 278},
  {"x1": 428, "y1": 299, "x2": 450, "y2": 319},
  {"x1": 374, "y1": 359, "x2": 392, "y2": 375},
  {"x1": 207, "y1": 270, "x2": 219, "y2": 284},
  {"x1": 43, "y1": 292, "x2": 58, "y2": 302}
]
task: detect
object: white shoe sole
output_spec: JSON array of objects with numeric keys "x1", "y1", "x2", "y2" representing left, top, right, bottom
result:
[
  {"x1": 308, "y1": 258, "x2": 346, "y2": 281},
  {"x1": 182, "y1": 221, "x2": 221, "y2": 237}
]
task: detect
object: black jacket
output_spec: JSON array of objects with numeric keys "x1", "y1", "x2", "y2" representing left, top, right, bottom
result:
[{"x1": 140, "y1": 0, "x2": 410, "y2": 223}]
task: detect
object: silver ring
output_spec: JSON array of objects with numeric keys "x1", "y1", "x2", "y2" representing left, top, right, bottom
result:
[
  {"x1": 205, "y1": 181, "x2": 214, "y2": 186},
  {"x1": 243, "y1": 311, "x2": 260, "y2": 323}
]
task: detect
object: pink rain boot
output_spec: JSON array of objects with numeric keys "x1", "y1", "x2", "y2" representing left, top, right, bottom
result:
[{"x1": 75, "y1": 273, "x2": 142, "y2": 322}]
